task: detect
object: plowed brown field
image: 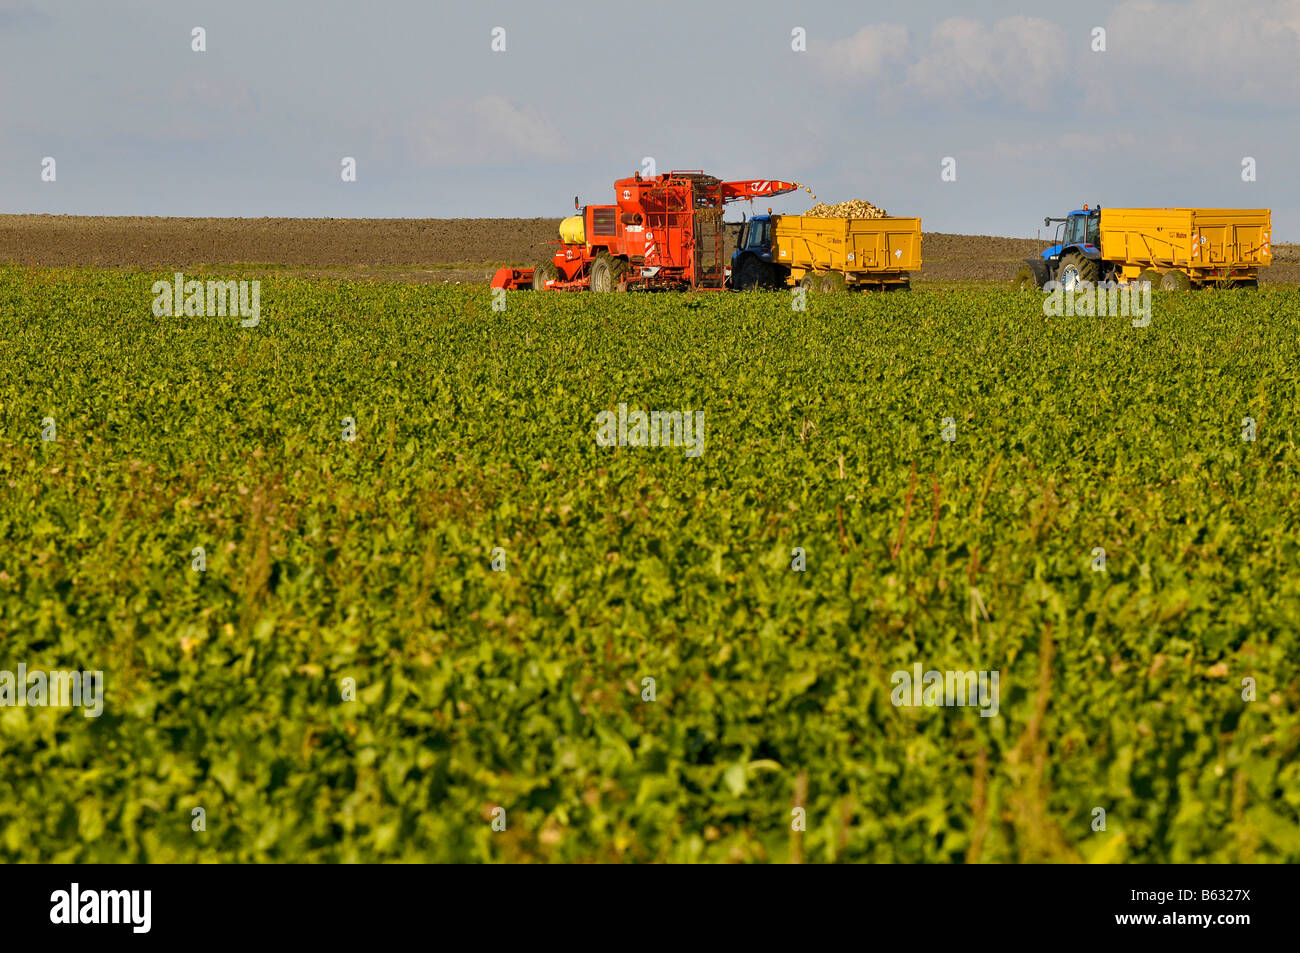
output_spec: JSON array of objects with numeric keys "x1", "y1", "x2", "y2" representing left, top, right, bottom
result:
[{"x1": 2, "y1": 215, "x2": 1295, "y2": 284}]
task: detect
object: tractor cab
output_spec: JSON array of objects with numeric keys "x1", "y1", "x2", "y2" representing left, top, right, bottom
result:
[
  {"x1": 1021, "y1": 206, "x2": 1102, "y2": 288},
  {"x1": 735, "y1": 214, "x2": 775, "y2": 262},
  {"x1": 1044, "y1": 208, "x2": 1100, "y2": 258}
]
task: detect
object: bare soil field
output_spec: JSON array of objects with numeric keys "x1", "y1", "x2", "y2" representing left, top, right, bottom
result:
[{"x1": 1, "y1": 215, "x2": 1295, "y2": 284}]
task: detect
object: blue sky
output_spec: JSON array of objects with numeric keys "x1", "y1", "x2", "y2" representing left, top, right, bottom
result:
[{"x1": 2, "y1": 0, "x2": 1297, "y2": 238}]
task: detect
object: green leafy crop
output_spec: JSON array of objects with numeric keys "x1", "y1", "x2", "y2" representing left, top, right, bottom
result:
[{"x1": 0, "y1": 267, "x2": 1296, "y2": 862}]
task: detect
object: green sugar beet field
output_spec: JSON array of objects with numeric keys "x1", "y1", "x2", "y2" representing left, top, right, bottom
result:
[{"x1": 2, "y1": 267, "x2": 1297, "y2": 862}]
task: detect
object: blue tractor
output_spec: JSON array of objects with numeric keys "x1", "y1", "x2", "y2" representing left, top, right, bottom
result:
[
  {"x1": 729, "y1": 214, "x2": 782, "y2": 289},
  {"x1": 1017, "y1": 206, "x2": 1105, "y2": 290}
]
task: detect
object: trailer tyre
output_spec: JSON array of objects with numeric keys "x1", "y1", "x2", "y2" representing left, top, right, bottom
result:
[
  {"x1": 819, "y1": 272, "x2": 848, "y2": 294},
  {"x1": 1159, "y1": 270, "x2": 1192, "y2": 291},
  {"x1": 1237, "y1": 278, "x2": 1259, "y2": 290},
  {"x1": 798, "y1": 273, "x2": 819, "y2": 294},
  {"x1": 1057, "y1": 253, "x2": 1098, "y2": 291},
  {"x1": 1135, "y1": 269, "x2": 1161, "y2": 289},
  {"x1": 1013, "y1": 264, "x2": 1036, "y2": 291},
  {"x1": 532, "y1": 260, "x2": 559, "y2": 291}
]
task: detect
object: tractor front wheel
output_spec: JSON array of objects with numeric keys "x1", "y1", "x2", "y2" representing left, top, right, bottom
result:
[
  {"x1": 735, "y1": 255, "x2": 774, "y2": 290},
  {"x1": 532, "y1": 260, "x2": 559, "y2": 291},
  {"x1": 1057, "y1": 253, "x2": 1098, "y2": 291}
]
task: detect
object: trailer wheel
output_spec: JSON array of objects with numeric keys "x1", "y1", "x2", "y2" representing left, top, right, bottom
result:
[
  {"x1": 591, "y1": 254, "x2": 626, "y2": 293},
  {"x1": 1057, "y1": 253, "x2": 1098, "y2": 291},
  {"x1": 1136, "y1": 269, "x2": 1161, "y2": 288},
  {"x1": 532, "y1": 260, "x2": 559, "y2": 291},
  {"x1": 1237, "y1": 278, "x2": 1259, "y2": 290},
  {"x1": 1159, "y1": 270, "x2": 1191, "y2": 291},
  {"x1": 819, "y1": 272, "x2": 848, "y2": 294},
  {"x1": 798, "y1": 273, "x2": 819, "y2": 294},
  {"x1": 1013, "y1": 264, "x2": 1036, "y2": 291}
]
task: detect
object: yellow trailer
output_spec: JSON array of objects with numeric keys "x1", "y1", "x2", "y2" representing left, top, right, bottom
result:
[
  {"x1": 1100, "y1": 208, "x2": 1271, "y2": 288},
  {"x1": 732, "y1": 213, "x2": 922, "y2": 291},
  {"x1": 1020, "y1": 206, "x2": 1271, "y2": 291}
]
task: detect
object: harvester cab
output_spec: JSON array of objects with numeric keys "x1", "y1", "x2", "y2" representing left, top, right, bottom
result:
[{"x1": 1021, "y1": 206, "x2": 1102, "y2": 290}]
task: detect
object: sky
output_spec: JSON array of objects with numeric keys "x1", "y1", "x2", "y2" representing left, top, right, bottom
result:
[{"x1": 2, "y1": 0, "x2": 1298, "y2": 238}]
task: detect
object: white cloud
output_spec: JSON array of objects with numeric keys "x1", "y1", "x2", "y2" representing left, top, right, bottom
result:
[
  {"x1": 905, "y1": 17, "x2": 1066, "y2": 109},
  {"x1": 822, "y1": 5, "x2": 1300, "y2": 115},
  {"x1": 407, "y1": 96, "x2": 570, "y2": 167},
  {"x1": 819, "y1": 16, "x2": 1067, "y2": 110},
  {"x1": 982, "y1": 130, "x2": 1143, "y2": 162},
  {"x1": 1089, "y1": 0, "x2": 1300, "y2": 105},
  {"x1": 822, "y1": 24, "x2": 911, "y2": 80}
]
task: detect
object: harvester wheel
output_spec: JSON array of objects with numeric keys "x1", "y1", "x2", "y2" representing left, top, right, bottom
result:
[
  {"x1": 532, "y1": 260, "x2": 559, "y2": 291},
  {"x1": 1160, "y1": 270, "x2": 1192, "y2": 291},
  {"x1": 1057, "y1": 253, "x2": 1098, "y2": 292},
  {"x1": 1136, "y1": 269, "x2": 1161, "y2": 288},
  {"x1": 819, "y1": 272, "x2": 848, "y2": 294},
  {"x1": 590, "y1": 254, "x2": 627, "y2": 293},
  {"x1": 1013, "y1": 264, "x2": 1036, "y2": 291}
]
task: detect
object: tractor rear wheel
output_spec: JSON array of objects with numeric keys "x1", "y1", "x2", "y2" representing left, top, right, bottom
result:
[
  {"x1": 590, "y1": 254, "x2": 626, "y2": 293},
  {"x1": 1057, "y1": 253, "x2": 1098, "y2": 291},
  {"x1": 532, "y1": 260, "x2": 559, "y2": 291},
  {"x1": 1160, "y1": 269, "x2": 1192, "y2": 291},
  {"x1": 819, "y1": 272, "x2": 848, "y2": 294}
]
